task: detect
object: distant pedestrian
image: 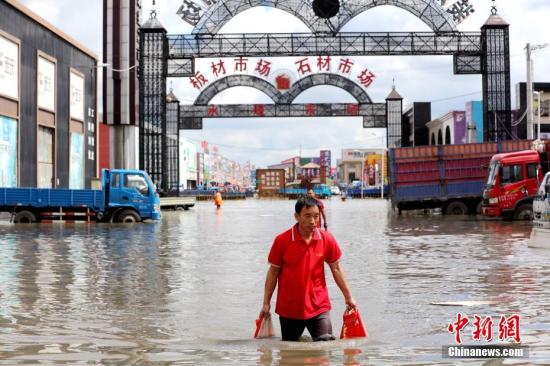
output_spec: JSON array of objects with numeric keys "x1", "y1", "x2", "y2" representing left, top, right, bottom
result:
[
  {"x1": 259, "y1": 196, "x2": 357, "y2": 341},
  {"x1": 214, "y1": 191, "x2": 223, "y2": 209},
  {"x1": 307, "y1": 189, "x2": 327, "y2": 230}
]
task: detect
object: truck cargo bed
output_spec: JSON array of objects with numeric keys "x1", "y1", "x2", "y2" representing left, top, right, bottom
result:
[{"x1": 0, "y1": 188, "x2": 104, "y2": 211}]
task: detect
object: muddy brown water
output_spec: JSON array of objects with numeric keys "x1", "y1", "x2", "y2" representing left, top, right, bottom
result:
[{"x1": 0, "y1": 199, "x2": 548, "y2": 364}]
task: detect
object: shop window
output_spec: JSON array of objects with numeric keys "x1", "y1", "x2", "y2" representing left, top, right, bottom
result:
[
  {"x1": 0, "y1": 116, "x2": 18, "y2": 187},
  {"x1": 37, "y1": 126, "x2": 54, "y2": 188}
]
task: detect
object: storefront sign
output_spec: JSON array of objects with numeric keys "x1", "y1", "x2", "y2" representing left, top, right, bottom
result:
[
  {"x1": 70, "y1": 71, "x2": 84, "y2": 121},
  {"x1": 0, "y1": 34, "x2": 19, "y2": 100},
  {"x1": 38, "y1": 56, "x2": 55, "y2": 111}
]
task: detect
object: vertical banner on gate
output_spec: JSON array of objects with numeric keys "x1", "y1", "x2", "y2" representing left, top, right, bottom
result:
[{"x1": 320, "y1": 150, "x2": 331, "y2": 184}]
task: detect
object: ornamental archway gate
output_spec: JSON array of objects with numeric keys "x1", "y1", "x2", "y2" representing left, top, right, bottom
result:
[{"x1": 139, "y1": 0, "x2": 511, "y2": 193}]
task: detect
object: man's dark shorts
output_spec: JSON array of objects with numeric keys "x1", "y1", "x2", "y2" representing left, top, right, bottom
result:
[{"x1": 279, "y1": 311, "x2": 336, "y2": 341}]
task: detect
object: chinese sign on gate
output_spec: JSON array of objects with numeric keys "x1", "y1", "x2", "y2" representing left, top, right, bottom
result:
[{"x1": 189, "y1": 55, "x2": 376, "y2": 93}]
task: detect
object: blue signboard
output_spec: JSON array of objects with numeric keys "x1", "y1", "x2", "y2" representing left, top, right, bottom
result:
[{"x1": 0, "y1": 116, "x2": 17, "y2": 187}]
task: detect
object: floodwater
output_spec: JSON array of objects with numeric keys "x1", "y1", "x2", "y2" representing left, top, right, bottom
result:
[{"x1": 0, "y1": 199, "x2": 549, "y2": 365}]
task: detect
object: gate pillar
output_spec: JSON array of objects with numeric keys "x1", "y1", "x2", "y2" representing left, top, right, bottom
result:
[
  {"x1": 139, "y1": 13, "x2": 168, "y2": 190},
  {"x1": 481, "y1": 11, "x2": 511, "y2": 142}
]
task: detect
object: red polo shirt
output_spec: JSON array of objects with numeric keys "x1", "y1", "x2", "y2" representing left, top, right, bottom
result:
[{"x1": 268, "y1": 224, "x2": 342, "y2": 320}]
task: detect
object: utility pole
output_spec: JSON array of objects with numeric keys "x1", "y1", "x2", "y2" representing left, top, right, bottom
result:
[{"x1": 526, "y1": 43, "x2": 534, "y2": 139}]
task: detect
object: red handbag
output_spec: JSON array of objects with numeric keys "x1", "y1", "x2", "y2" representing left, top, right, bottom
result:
[
  {"x1": 254, "y1": 313, "x2": 275, "y2": 339},
  {"x1": 340, "y1": 308, "x2": 368, "y2": 339}
]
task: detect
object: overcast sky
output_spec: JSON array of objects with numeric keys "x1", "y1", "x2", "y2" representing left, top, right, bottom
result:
[{"x1": 19, "y1": 0, "x2": 550, "y2": 167}]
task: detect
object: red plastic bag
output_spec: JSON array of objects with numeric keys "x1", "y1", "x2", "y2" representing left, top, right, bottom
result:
[
  {"x1": 340, "y1": 308, "x2": 368, "y2": 339},
  {"x1": 254, "y1": 313, "x2": 275, "y2": 339}
]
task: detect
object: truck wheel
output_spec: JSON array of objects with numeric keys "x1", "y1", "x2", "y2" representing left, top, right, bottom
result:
[
  {"x1": 117, "y1": 210, "x2": 140, "y2": 223},
  {"x1": 445, "y1": 201, "x2": 468, "y2": 215},
  {"x1": 514, "y1": 204, "x2": 533, "y2": 221},
  {"x1": 14, "y1": 210, "x2": 37, "y2": 224}
]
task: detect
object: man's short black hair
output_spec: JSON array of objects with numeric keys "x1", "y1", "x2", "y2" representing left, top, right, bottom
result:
[{"x1": 295, "y1": 196, "x2": 320, "y2": 214}]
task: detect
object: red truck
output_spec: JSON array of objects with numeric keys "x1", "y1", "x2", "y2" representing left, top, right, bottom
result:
[
  {"x1": 389, "y1": 140, "x2": 533, "y2": 215},
  {"x1": 482, "y1": 140, "x2": 550, "y2": 220}
]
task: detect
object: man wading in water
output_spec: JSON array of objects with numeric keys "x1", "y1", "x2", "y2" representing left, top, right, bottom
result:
[{"x1": 259, "y1": 196, "x2": 358, "y2": 341}]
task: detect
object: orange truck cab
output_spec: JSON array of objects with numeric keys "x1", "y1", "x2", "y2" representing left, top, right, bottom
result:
[{"x1": 482, "y1": 141, "x2": 550, "y2": 220}]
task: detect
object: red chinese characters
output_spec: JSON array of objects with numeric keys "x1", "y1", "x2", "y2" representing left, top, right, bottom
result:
[
  {"x1": 255, "y1": 59, "x2": 272, "y2": 77},
  {"x1": 190, "y1": 71, "x2": 209, "y2": 90},
  {"x1": 317, "y1": 55, "x2": 331, "y2": 72},
  {"x1": 305, "y1": 104, "x2": 316, "y2": 116},
  {"x1": 207, "y1": 105, "x2": 219, "y2": 116},
  {"x1": 253, "y1": 104, "x2": 265, "y2": 117},
  {"x1": 448, "y1": 312, "x2": 469, "y2": 344},
  {"x1": 472, "y1": 315, "x2": 493, "y2": 342},
  {"x1": 499, "y1": 315, "x2": 521, "y2": 343},
  {"x1": 211, "y1": 59, "x2": 227, "y2": 77},
  {"x1": 338, "y1": 57, "x2": 354, "y2": 75},
  {"x1": 357, "y1": 68, "x2": 375, "y2": 87},
  {"x1": 234, "y1": 56, "x2": 248, "y2": 72},
  {"x1": 295, "y1": 58, "x2": 312, "y2": 76},
  {"x1": 448, "y1": 313, "x2": 522, "y2": 344},
  {"x1": 347, "y1": 104, "x2": 359, "y2": 115}
]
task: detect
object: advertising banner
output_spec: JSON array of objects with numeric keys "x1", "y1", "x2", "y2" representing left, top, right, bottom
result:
[
  {"x1": 70, "y1": 71, "x2": 84, "y2": 121},
  {"x1": 38, "y1": 56, "x2": 55, "y2": 111},
  {"x1": 0, "y1": 34, "x2": 19, "y2": 99},
  {"x1": 533, "y1": 93, "x2": 550, "y2": 125},
  {"x1": 69, "y1": 132, "x2": 84, "y2": 189},
  {"x1": 320, "y1": 150, "x2": 331, "y2": 184},
  {"x1": 453, "y1": 111, "x2": 467, "y2": 144},
  {"x1": 0, "y1": 116, "x2": 17, "y2": 187}
]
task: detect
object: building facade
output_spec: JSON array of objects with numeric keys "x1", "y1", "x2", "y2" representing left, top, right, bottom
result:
[
  {"x1": 402, "y1": 102, "x2": 431, "y2": 147},
  {"x1": 465, "y1": 101, "x2": 484, "y2": 143},
  {"x1": 179, "y1": 136, "x2": 197, "y2": 190},
  {"x1": 0, "y1": 0, "x2": 98, "y2": 188},
  {"x1": 338, "y1": 149, "x2": 387, "y2": 185},
  {"x1": 426, "y1": 111, "x2": 467, "y2": 146},
  {"x1": 515, "y1": 82, "x2": 550, "y2": 140}
]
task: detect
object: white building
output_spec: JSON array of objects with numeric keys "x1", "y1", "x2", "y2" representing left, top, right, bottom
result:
[
  {"x1": 426, "y1": 111, "x2": 467, "y2": 145},
  {"x1": 179, "y1": 135, "x2": 198, "y2": 189}
]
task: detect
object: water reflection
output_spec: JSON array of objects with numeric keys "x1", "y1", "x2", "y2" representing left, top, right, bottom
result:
[{"x1": 0, "y1": 200, "x2": 548, "y2": 364}]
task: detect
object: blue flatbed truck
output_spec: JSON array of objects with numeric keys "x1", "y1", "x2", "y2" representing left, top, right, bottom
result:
[{"x1": 0, "y1": 169, "x2": 161, "y2": 223}]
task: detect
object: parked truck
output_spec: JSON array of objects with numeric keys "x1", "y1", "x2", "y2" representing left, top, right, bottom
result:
[
  {"x1": 0, "y1": 169, "x2": 161, "y2": 223},
  {"x1": 389, "y1": 140, "x2": 533, "y2": 215},
  {"x1": 482, "y1": 140, "x2": 550, "y2": 220}
]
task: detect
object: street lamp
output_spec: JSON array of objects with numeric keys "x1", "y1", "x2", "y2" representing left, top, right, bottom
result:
[{"x1": 534, "y1": 91, "x2": 543, "y2": 140}]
